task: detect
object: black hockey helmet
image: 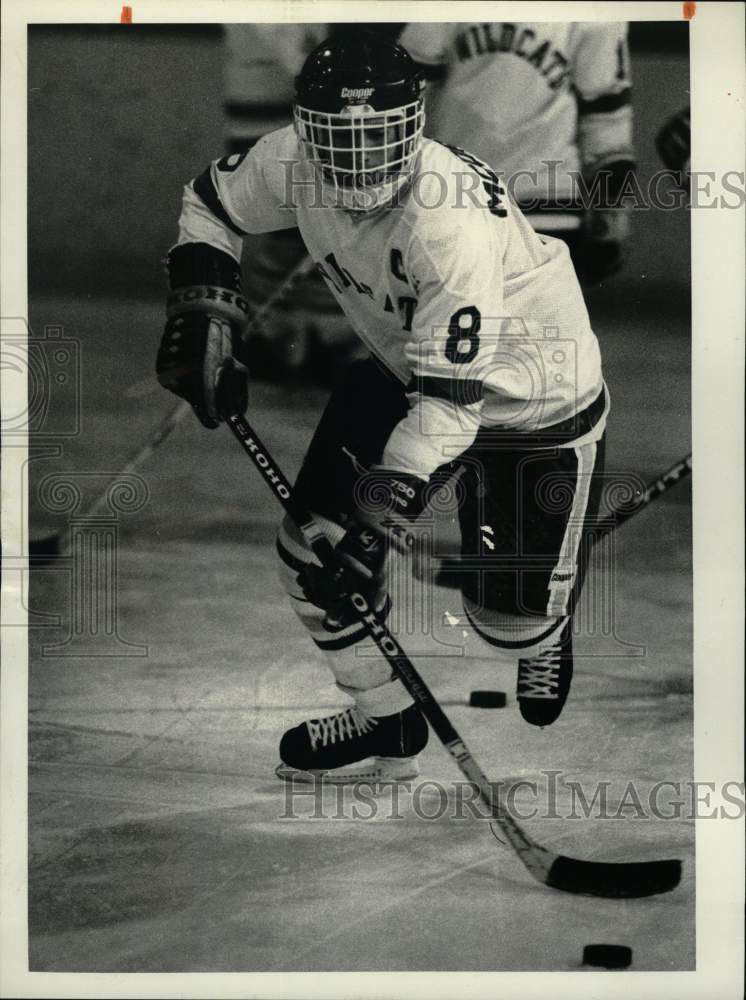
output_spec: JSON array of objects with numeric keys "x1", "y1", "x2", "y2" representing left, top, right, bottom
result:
[
  {"x1": 294, "y1": 32, "x2": 424, "y2": 113},
  {"x1": 293, "y1": 33, "x2": 425, "y2": 211}
]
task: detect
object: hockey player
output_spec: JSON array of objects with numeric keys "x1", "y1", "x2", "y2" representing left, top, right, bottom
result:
[
  {"x1": 399, "y1": 21, "x2": 635, "y2": 284},
  {"x1": 156, "y1": 34, "x2": 609, "y2": 781}
]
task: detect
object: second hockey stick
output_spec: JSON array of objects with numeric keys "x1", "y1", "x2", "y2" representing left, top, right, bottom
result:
[
  {"x1": 432, "y1": 452, "x2": 693, "y2": 588},
  {"x1": 224, "y1": 408, "x2": 682, "y2": 900}
]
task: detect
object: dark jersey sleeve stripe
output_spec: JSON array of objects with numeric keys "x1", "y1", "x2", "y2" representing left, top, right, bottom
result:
[
  {"x1": 407, "y1": 375, "x2": 483, "y2": 406},
  {"x1": 576, "y1": 88, "x2": 632, "y2": 116},
  {"x1": 192, "y1": 165, "x2": 247, "y2": 237}
]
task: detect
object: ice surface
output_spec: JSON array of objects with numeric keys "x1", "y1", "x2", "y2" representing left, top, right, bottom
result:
[{"x1": 27, "y1": 296, "x2": 693, "y2": 972}]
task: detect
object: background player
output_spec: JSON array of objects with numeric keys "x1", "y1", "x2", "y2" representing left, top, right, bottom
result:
[
  {"x1": 399, "y1": 21, "x2": 635, "y2": 284},
  {"x1": 156, "y1": 33, "x2": 609, "y2": 782}
]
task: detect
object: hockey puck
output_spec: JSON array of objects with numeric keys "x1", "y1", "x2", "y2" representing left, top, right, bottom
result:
[
  {"x1": 582, "y1": 944, "x2": 632, "y2": 969},
  {"x1": 469, "y1": 690, "x2": 506, "y2": 708}
]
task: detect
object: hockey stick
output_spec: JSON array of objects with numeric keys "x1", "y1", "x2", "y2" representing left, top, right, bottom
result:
[
  {"x1": 29, "y1": 253, "x2": 316, "y2": 560},
  {"x1": 595, "y1": 452, "x2": 692, "y2": 537},
  {"x1": 432, "y1": 452, "x2": 693, "y2": 588},
  {"x1": 224, "y1": 408, "x2": 682, "y2": 899}
]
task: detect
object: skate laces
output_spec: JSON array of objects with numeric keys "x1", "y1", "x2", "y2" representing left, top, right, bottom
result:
[
  {"x1": 307, "y1": 706, "x2": 377, "y2": 750},
  {"x1": 518, "y1": 645, "x2": 563, "y2": 700}
]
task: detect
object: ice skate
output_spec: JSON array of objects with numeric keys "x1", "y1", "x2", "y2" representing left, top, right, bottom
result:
[
  {"x1": 516, "y1": 621, "x2": 573, "y2": 727},
  {"x1": 276, "y1": 704, "x2": 428, "y2": 784}
]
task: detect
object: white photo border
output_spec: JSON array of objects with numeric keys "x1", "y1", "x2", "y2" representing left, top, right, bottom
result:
[{"x1": 2, "y1": 1, "x2": 743, "y2": 997}]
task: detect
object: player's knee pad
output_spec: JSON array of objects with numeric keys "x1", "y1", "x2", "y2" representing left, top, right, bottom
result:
[{"x1": 463, "y1": 596, "x2": 567, "y2": 658}]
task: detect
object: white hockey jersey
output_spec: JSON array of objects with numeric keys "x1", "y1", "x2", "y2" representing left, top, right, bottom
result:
[
  {"x1": 176, "y1": 128, "x2": 605, "y2": 479},
  {"x1": 399, "y1": 21, "x2": 633, "y2": 204}
]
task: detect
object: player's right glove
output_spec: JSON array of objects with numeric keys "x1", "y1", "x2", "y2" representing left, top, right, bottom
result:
[{"x1": 156, "y1": 242, "x2": 250, "y2": 428}]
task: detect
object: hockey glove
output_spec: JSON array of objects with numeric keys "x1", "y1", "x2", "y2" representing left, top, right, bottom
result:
[
  {"x1": 577, "y1": 206, "x2": 631, "y2": 284},
  {"x1": 576, "y1": 159, "x2": 634, "y2": 284},
  {"x1": 323, "y1": 516, "x2": 388, "y2": 630},
  {"x1": 353, "y1": 467, "x2": 429, "y2": 541},
  {"x1": 321, "y1": 469, "x2": 431, "y2": 630},
  {"x1": 156, "y1": 242, "x2": 250, "y2": 428}
]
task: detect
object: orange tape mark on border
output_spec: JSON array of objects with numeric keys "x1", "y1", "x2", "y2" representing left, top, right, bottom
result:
[
  {"x1": 120, "y1": 6, "x2": 133, "y2": 23},
  {"x1": 683, "y1": 2, "x2": 696, "y2": 19}
]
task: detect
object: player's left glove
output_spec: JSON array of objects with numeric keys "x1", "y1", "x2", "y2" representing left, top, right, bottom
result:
[
  {"x1": 334, "y1": 468, "x2": 429, "y2": 583},
  {"x1": 322, "y1": 469, "x2": 429, "y2": 629},
  {"x1": 576, "y1": 159, "x2": 634, "y2": 284},
  {"x1": 352, "y1": 467, "x2": 429, "y2": 540}
]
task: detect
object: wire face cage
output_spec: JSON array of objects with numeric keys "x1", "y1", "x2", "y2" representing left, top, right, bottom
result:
[{"x1": 294, "y1": 99, "x2": 425, "y2": 211}]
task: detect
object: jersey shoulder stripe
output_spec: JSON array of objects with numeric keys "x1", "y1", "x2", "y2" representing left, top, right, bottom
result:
[{"x1": 192, "y1": 165, "x2": 247, "y2": 237}]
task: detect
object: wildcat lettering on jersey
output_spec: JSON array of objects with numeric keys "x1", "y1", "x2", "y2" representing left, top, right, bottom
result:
[
  {"x1": 452, "y1": 23, "x2": 571, "y2": 91},
  {"x1": 400, "y1": 22, "x2": 633, "y2": 202}
]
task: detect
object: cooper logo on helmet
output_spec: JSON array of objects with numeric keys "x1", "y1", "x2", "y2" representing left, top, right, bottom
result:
[
  {"x1": 340, "y1": 86, "x2": 375, "y2": 101},
  {"x1": 294, "y1": 38, "x2": 425, "y2": 212}
]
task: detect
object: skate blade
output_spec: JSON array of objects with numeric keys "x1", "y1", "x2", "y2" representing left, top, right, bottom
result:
[{"x1": 275, "y1": 755, "x2": 420, "y2": 786}]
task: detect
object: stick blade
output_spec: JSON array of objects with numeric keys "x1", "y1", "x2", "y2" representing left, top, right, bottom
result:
[{"x1": 545, "y1": 856, "x2": 682, "y2": 898}]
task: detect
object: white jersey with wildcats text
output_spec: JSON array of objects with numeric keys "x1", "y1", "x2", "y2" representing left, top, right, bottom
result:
[
  {"x1": 176, "y1": 128, "x2": 606, "y2": 479},
  {"x1": 400, "y1": 21, "x2": 633, "y2": 203}
]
